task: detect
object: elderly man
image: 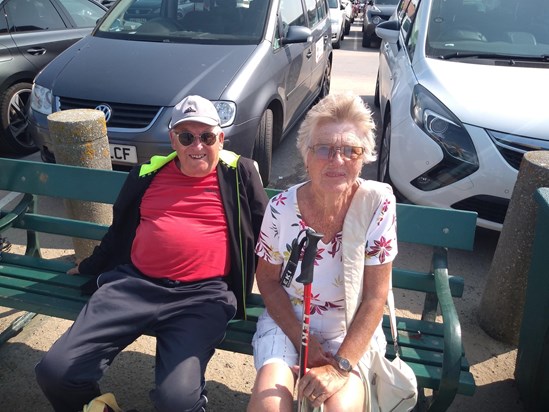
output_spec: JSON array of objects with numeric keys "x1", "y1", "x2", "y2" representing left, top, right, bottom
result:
[{"x1": 35, "y1": 95, "x2": 268, "y2": 412}]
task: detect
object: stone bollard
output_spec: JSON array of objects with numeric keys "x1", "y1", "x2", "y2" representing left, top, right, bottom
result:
[
  {"x1": 515, "y1": 188, "x2": 549, "y2": 411},
  {"x1": 479, "y1": 151, "x2": 549, "y2": 345},
  {"x1": 48, "y1": 109, "x2": 112, "y2": 262}
]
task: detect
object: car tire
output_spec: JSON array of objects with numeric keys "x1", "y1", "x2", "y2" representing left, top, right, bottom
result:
[
  {"x1": 333, "y1": 34, "x2": 341, "y2": 49},
  {"x1": 374, "y1": 76, "x2": 380, "y2": 108},
  {"x1": 362, "y1": 31, "x2": 371, "y2": 48},
  {"x1": 0, "y1": 82, "x2": 37, "y2": 155},
  {"x1": 253, "y1": 109, "x2": 273, "y2": 186},
  {"x1": 317, "y1": 59, "x2": 332, "y2": 102},
  {"x1": 377, "y1": 117, "x2": 392, "y2": 184},
  {"x1": 344, "y1": 19, "x2": 351, "y2": 35}
]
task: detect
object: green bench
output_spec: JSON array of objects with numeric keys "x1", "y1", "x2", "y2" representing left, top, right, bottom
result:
[{"x1": 0, "y1": 158, "x2": 477, "y2": 411}]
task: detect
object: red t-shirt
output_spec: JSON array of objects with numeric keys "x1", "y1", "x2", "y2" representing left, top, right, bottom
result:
[{"x1": 131, "y1": 161, "x2": 230, "y2": 281}]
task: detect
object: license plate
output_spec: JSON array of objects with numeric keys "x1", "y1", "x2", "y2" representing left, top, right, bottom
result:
[{"x1": 110, "y1": 144, "x2": 138, "y2": 164}]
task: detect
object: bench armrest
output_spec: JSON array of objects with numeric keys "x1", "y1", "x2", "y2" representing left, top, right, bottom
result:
[
  {"x1": 428, "y1": 246, "x2": 463, "y2": 411},
  {"x1": 0, "y1": 193, "x2": 34, "y2": 232}
]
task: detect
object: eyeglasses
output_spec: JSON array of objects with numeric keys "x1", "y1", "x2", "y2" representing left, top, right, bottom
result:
[
  {"x1": 173, "y1": 131, "x2": 218, "y2": 146},
  {"x1": 309, "y1": 144, "x2": 365, "y2": 160}
]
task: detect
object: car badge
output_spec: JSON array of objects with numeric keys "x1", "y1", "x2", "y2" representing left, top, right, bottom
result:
[{"x1": 95, "y1": 104, "x2": 113, "y2": 123}]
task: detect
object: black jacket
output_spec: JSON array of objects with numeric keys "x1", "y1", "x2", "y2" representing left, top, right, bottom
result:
[{"x1": 79, "y1": 150, "x2": 268, "y2": 319}]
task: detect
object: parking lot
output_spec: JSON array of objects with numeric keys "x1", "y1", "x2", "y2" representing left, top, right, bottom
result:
[{"x1": 0, "y1": 20, "x2": 525, "y2": 412}]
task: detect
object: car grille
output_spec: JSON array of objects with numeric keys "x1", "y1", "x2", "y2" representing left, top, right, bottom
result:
[
  {"x1": 452, "y1": 195, "x2": 509, "y2": 224},
  {"x1": 488, "y1": 130, "x2": 549, "y2": 170},
  {"x1": 58, "y1": 97, "x2": 161, "y2": 129}
]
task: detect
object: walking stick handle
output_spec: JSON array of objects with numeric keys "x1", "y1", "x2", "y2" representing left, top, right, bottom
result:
[{"x1": 296, "y1": 229, "x2": 323, "y2": 285}]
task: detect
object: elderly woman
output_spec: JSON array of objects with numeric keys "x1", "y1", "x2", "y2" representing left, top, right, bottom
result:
[{"x1": 247, "y1": 93, "x2": 398, "y2": 411}]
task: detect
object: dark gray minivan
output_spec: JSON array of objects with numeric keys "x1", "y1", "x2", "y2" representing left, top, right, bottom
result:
[{"x1": 28, "y1": 0, "x2": 333, "y2": 183}]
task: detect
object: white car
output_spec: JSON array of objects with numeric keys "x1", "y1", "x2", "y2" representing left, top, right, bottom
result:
[
  {"x1": 375, "y1": 0, "x2": 549, "y2": 231},
  {"x1": 328, "y1": 0, "x2": 345, "y2": 48},
  {"x1": 341, "y1": 0, "x2": 353, "y2": 35}
]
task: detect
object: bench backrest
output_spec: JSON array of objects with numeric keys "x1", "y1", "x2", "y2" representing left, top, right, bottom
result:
[{"x1": 1, "y1": 159, "x2": 477, "y2": 295}]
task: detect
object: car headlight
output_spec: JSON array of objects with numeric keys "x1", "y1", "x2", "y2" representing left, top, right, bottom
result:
[
  {"x1": 410, "y1": 84, "x2": 479, "y2": 191},
  {"x1": 212, "y1": 101, "x2": 236, "y2": 128},
  {"x1": 30, "y1": 84, "x2": 53, "y2": 115},
  {"x1": 372, "y1": 15, "x2": 382, "y2": 25}
]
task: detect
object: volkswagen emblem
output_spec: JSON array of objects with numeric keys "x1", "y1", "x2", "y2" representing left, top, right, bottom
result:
[{"x1": 95, "y1": 104, "x2": 113, "y2": 122}]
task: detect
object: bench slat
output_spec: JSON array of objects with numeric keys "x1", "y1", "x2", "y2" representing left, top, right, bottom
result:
[
  {"x1": 0, "y1": 158, "x2": 126, "y2": 203},
  {"x1": 14, "y1": 214, "x2": 109, "y2": 241},
  {"x1": 393, "y1": 269, "x2": 464, "y2": 297},
  {"x1": 395, "y1": 204, "x2": 477, "y2": 250}
]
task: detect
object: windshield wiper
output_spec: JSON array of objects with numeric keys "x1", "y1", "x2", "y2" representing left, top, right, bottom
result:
[{"x1": 439, "y1": 52, "x2": 549, "y2": 62}]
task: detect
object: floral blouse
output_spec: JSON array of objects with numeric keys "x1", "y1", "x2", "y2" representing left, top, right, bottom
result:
[{"x1": 255, "y1": 180, "x2": 398, "y2": 337}]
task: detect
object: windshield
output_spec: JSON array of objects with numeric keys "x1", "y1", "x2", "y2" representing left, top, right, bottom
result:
[
  {"x1": 95, "y1": 0, "x2": 269, "y2": 44},
  {"x1": 426, "y1": 0, "x2": 549, "y2": 59}
]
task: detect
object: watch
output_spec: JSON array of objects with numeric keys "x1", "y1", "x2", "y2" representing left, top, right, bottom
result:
[{"x1": 333, "y1": 354, "x2": 353, "y2": 374}]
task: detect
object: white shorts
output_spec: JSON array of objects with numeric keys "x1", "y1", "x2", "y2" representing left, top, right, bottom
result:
[{"x1": 252, "y1": 308, "x2": 386, "y2": 371}]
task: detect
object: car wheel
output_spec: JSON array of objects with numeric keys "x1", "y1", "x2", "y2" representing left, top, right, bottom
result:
[
  {"x1": 377, "y1": 118, "x2": 392, "y2": 184},
  {"x1": 362, "y1": 31, "x2": 371, "y2": 48},
  {"x1": 333, "y1": 34, "x2": 341, "y2": 49},
  {"x1": 0, "y1": 82, "x2": 37, "y2": 155},
  {"x1": 374, "y1": 76, "x2": 380, "y2": 108},
  {"x1": 317, "y1": 59, "x2": 332, "y2": 102},
  {"x1": 252, "y1": 109, "x2": 273, "y2": 186},
  {"x1": 344, "y1": 19, "x2": 351, "y2": 35}
]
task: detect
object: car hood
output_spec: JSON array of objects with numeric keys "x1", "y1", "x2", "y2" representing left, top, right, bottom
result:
[
  {"x1": 44, "y1": 36, "x2": 256, "y2": 106},
  {"x1": 418, "y1": 58, "x2": 549, "y2": 140}
]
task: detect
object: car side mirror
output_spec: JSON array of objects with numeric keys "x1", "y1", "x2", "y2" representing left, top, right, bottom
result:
[
  {"x1": 376, "y1": 19, "x2": 400, "y2": 44},
  {"x1": 281, "y1": 26, "x2": 313, "y2": 45}
]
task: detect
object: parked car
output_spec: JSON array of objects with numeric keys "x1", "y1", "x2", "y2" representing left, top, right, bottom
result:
[
  {"x1": 361, "y1": 0, "x2": 398, "y2": 48},
  {"x1": 28, "y1": 0, "x2": 333, "y2": 184},
  {"x1": 341, "y1": 0, "x2": 353, "y2": 34},
  {"x1": 328, "y1": 0, "x2": 345, "y2": 48},
  {"x1": 375, "y1": 0, "x2": 549, "y2": 231},
  {"x1": 0, "y1": 0, "x2": 106, "y2": 155}
]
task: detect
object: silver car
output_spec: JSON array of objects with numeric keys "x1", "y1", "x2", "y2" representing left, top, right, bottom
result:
[{"x1": 28, "y1": 0, "x2": 333, "y2": 184}]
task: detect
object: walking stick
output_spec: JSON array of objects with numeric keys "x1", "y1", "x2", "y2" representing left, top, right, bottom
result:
[{"x1": 296, "y1": 229, "x2": 323, "y2": 412}]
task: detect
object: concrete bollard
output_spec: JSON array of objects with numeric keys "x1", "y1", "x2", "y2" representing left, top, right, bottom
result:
[
  {"x1": 479, "y1": 151, "x2": 549, "y2": 345},
  {"x1": 47, "y1": 109, "x2": 113, "y2": 262}
]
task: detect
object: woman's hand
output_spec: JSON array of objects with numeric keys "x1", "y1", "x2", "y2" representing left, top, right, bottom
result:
[{"x1": 296, "y1": 363, "x2": 349, "y2": 408}]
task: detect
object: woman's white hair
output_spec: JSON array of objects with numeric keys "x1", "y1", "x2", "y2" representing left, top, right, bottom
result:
[{"x1": 296, "y1": 92, "x2": 377, "y2": 167}]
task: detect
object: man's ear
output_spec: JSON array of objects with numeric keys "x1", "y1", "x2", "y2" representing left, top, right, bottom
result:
[
  {"x1": 168, "y1": 129, "x2": 177, "y2": 149},
  {"x1": 218, "y1": 131, "x2": 225, "y2": 144}
]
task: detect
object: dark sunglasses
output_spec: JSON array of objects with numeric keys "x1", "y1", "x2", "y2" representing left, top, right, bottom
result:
[
  {"x1": 309, "y1": 144, "x2": 365, "y2": 160},
  {"x1": 174, "y1": 131, "x2": 218, "y2": 146}
]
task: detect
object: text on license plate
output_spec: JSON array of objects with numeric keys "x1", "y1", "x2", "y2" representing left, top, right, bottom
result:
[{"x1": 110, "y1": 144, "x2": 138, "y2": 164}]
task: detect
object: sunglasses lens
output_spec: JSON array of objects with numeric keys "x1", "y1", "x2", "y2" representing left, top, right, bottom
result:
[
  {"x1": 178, "y1": 132, "x2": 195, "y2": 146},
  {"x1": 177, "y1": 132, "x2": 217, "y2": 146},
  {"x1": 201, "y1": 132, "x2": 217, "y2": 146}
]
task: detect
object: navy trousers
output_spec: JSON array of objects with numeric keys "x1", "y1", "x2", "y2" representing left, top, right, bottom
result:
[{"x1": 35, "y1": 264, "x2": 237, "y2": 412}]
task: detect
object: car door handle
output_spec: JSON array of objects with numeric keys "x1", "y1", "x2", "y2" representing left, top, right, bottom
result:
[
  {"x1": 27, "y1": 47, "x2": 47, "y2": 56},
  {"x1": 306, "y1": 49, "x2": 313, "y2": 59}
]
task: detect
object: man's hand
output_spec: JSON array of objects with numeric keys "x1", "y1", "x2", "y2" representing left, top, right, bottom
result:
[{"x1": 67, "y1": 266, "x2": 80, "y2": 275}]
